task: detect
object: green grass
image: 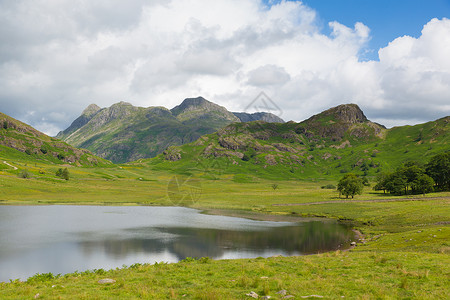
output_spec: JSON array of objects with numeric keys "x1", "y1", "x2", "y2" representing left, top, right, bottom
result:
[
  {"x1": 0, "y1": 151, "x2": 449, "y2": 298},
  {"x1": 1, "y1": 252, "x2": 448, "y2": 299}
]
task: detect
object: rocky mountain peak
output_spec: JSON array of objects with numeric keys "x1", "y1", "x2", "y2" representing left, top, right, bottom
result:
[
  {"x1": 171, "y1": 97, "x2": 217, "y2": 115},
  {"x1": 82, "y1": 104, "x2": 101, "y2": 117},
  {"x1": 323, "y1": 104, "x2": 368, "y2": 124},
  {"x1": 171, "y1": 96, "x2": 240, "y2": 123}
]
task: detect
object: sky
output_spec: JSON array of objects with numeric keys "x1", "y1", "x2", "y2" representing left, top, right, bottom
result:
[{"x1": 1, "y1": 0, "x2": 450, "y2": 136}]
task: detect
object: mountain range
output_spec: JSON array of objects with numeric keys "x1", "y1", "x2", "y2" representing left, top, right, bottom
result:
[
  {"x1": 0, "y1": 100, "x2": 448, "y2": 179},
  {"x1": 56, "y1": 97, "x2": 284, "y2": 163},
  {"x1": 148, "y1": 103, "x2": 449, "y2": 179}
]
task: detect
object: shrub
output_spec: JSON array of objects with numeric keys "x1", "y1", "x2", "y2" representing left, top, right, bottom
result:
[
  {"x1": 56, "y1": 168, "x2": 70, "y2": 180},
  {"x1": 321, "y1": 184, "x2": 336, "y2": 189},
  {"x1": 18, "y1": 169, "x2": 31, "y2": 179}
]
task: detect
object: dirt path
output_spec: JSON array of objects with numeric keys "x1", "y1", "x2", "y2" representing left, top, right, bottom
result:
[
  {"x1": 272, "y1": 196, "x2": 450, "y2": 206},
  {"x1": 3, "y1": 161, "x2": 18, "y2": 170}
]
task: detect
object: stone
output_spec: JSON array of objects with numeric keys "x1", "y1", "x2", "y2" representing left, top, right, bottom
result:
[
  {"x1": 98, "y1": 278, "x2": 116, "y2": 284},
  {"x1": 246, "y1": 291, "x2": 259, "y2": 298},
  {"x1": 350, "y1": 242, "x2": 356, "y2": 246},
  {"x1": 261, "y1": 296, "x2": 271, "y2": 300},
  {"x1": 277, "y1": 290, "x2": 288, "y2": 296},
  {"x1": 283, "y1": 296, "x2": 294, "y2": 299}
]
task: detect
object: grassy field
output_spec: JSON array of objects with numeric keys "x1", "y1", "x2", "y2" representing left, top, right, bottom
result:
[
  {"x1": 0, "y1": 155, "x2": 449, "y2": 299},
  {"x1": 1, "y1": 252, "x2": 448, "y2": 299}
]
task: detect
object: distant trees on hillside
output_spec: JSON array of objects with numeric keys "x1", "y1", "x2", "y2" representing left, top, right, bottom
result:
[{"x1": 374, "y1": 152, "x2": 449, "y2": 195}]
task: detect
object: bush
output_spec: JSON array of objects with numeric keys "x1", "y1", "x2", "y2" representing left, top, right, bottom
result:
[
  {"x1": 18, "y1": 169, "x2": 31, "y2": 179},
  {"x1": 321, "y1": 184, "x2": 336, "y2": 189},
  {"x1": 56, "y1": 168, "x2": 70, "y2": 180}
]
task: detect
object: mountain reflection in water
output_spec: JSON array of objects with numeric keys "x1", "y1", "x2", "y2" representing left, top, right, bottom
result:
[
  {"x1": 78, "y1": 221, "x2": 353, "y2": 260},
  {"x1": 0, "y1": 206, "x2": 353, "y2": 281}
]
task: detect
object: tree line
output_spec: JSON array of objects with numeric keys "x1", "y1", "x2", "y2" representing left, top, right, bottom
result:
[
  {"x1": 337, "y1": 152, "x2": 449, "y2": 198},
  {"x1": 374, "y1": 152, "x2": 449, "y2": 195}
]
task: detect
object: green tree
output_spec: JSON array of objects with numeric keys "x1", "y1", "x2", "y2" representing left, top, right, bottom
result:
[
  {"x1": 398, "y1": 162, "x2": 424, "y2": 193},
  {"x1": 412, "y1": 174, "x2": 435, "y2": 195},
  {"x1": 385, "y1": 172, "x2": 407, "y2": 195},
  {"x1": 56, "y1": 168, "x2": 70, "y2": 180},
  {"x1": 426, "y1": 152, "x2": 450, "y2": 191},
  {"x1": 337, "y1": 173, "x2": 363, "y2": 199},
  {"x1": 373, "y1": 172, "x2": 390, "y2": 194}
]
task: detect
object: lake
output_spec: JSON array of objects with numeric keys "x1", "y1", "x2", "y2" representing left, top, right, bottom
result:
[{"x1": 0, "y1": 206, "x2": 354, "y2": 282}]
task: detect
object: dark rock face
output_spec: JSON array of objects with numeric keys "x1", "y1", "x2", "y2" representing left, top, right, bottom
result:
[
  {"x1": 327, "y1": 104, "x2": 367, "y2": 123},
  {"x1": 306, "y1": 104, "x2": 367, "y2": 124},
  {"x1": 300, "y1": 104, "x2": 385, "y2": 141},
  {"x1": 233, "y1": 112, "x2": 284, "y2": 123}
]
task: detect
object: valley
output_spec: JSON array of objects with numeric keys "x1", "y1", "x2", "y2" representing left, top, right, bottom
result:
[{"x1": 0, "y1": 103, "x2": 449, "y2": 299}]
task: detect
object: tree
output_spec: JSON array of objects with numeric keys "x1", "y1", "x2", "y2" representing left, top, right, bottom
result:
[
  {"x1": 385, "y1": 172, "x2": 407, "y2": 195},
  {"x1": 412, "y1": 174, "x2": 435, "y2": 195},
  {"x1": 56, "y1": 168, "x2": 70, "y2": 180},
  {"x1": 337, "y1": 173, "x2": 363, "y2": 199},
  {"x1": 373, "y1": 172, "x2": 390, "y2": 194},
  {"x1": 398, "y1": 162, "x2": 424, "y2": 193},
  {"x1": 426, "y1": 152, "x2": 450, "y2": 191}
]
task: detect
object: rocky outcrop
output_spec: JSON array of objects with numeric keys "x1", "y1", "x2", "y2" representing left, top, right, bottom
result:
[{"x1": 163, "y1": 146, "x2": 182, "y2": 161}]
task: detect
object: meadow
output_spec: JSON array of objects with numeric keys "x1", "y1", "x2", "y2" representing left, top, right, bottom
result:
[{"x1": 0, "y1": 154, "x2": 449, "y2": 299}]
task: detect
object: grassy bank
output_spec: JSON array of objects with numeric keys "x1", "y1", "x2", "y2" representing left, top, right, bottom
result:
[{"x1": 1, "y1": 251, "x2": 448, "y2": 299}]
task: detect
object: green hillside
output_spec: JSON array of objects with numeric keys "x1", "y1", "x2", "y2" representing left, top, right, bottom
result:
[
  {"x1": 0, "y1": 112, "x2": 110, "y2": 167},
  {"x1": 148, "y1": 104, "x2": 449, "y2": 180}
]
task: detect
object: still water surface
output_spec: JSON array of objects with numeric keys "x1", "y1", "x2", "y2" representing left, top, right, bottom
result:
[{"x1": 0, "y1": 206, "x2": 353, "y2": 281}]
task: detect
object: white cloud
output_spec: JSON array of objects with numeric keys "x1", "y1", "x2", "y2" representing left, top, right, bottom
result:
[
  {"x1": 247, "y1": 65, "x2": 291, "y2": 86},
  {"x1": 0, "y1": 1, "x2": 449, "y2": 135}
]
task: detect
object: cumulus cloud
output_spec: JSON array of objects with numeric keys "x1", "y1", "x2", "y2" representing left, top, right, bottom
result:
[
  {"x1": 0, "y1": 0, "x2": 449, "y2": 135},
  {"x1": 247, "y1": 65, "x2": 291, "y2": 86}
]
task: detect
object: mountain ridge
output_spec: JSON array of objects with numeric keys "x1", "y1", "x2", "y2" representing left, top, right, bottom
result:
[{"x1": 57, "y1": 97, "x2": 285, "y2": 163}]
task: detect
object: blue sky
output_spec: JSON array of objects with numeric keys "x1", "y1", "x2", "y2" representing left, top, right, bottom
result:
[{"x1": 269, "y1": 0, "x2": 450, "y2": 60}]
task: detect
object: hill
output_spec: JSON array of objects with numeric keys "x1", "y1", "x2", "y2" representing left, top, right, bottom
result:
[
  {"x1": 149, "y1": 104, "x2": 449, "y2": 179},
  {"x1": 0, "y1": 112, "x2": 110, "y2": 166},
  {"x1": 57, "y1": 97, "x2": 284, "y2": 163}
]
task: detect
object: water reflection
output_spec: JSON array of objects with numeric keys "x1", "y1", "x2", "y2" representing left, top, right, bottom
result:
[
  {"x1": 77, "y1": 221, "x2": 353, "y2": 260},
  {"x1": 0, "y1": 206, "x2": 353, "y2": 281}
]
